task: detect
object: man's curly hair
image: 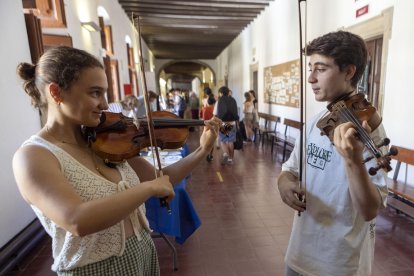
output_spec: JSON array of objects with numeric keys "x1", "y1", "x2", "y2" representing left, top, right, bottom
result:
[{"x1": 305, "y1": 31, "x2": 368, "y2": 87}]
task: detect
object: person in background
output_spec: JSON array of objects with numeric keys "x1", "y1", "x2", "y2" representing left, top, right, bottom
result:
[
  {"x1": 248, "y1": 90, "x2": 259, "y2": 134},
  {"x1": 167, "y1": 89, "x2": 175, "y2": 111},
  {"x1": 202, "y1": 87, "x2": 213, "y2": 107},
  {"x1": 242, "y1": 92, "x2": 255, "y2": 142},
  {"x1": 132, "y1": 90, "x2": 158, "y2": 118},
  {"x1": 214, "y1": 86, "x2": 239, "y2": 165},
  {"x1": 107, "y1": 95, "x2": 136, "y2": 117},
  {"x1": 200, "y1": 96, "x2": 216, "y2": 162},
  {"x1": 189, "y1": 91, "x2": 200, "y2": 120},
  {"x1": 203, "y1": 87, "x2": 220, "y2": 148},
  {"x1": 249, "y1": 90, "x2": 258, "y2": 109},
  {"x1": 182, "y1": 90, "x2": 192, "y2": 120},
  {"x1": 13, "y1": 46, "x2": 221, "y2": 276},
  {"x1": 277, "y1": 31, "x2": 388, "y2": 276},
  {"x1": 173, "y1": 89, "x2": 186, "y2": 118}
]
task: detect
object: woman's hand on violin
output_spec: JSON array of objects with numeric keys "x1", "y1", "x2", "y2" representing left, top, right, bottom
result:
[
  {"x1": 200, "y1": 117, "x2": 221, "y2": 153},
  {"x1": 147, "y1": 175, "x2": 175, "y2": 201},
  {"x1": 333, "y1": 121, "x2": 371, "y2": 162},
  {"x1": 277, "y1": 172, "x2": 306, "y2": 212}
]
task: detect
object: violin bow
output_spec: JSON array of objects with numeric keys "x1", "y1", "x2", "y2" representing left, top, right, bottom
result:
[
  {"x1": 298, "y1": 0, "x2": 307, "y2": 216},
  {"x1": 133, "y1": 14, "x2": 171, "y2": 214}
]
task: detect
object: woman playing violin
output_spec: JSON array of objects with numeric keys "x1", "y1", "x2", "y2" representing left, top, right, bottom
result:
[
  {"x1": 277, "y1": 31, "x2": 388, "y2": 276},
  {"x1": 13, "y1": 46, "x2": 221, "y2": 276}
]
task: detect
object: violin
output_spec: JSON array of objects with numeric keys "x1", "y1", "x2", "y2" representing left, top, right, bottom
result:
[
  {"x1": 84, "y1": 111, "x2": 232, "y2": 164},
  {"x1": 316, "y1": 93, "x2": 398, "y2": 175}
]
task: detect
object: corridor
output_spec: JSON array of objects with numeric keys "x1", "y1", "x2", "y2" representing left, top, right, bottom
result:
[{"x1": 9, "y1": 131, "x2": 414, "y2": 275}]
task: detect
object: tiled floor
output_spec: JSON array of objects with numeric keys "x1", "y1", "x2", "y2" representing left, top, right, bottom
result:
[{"x1": 9, "y1": 131, "x2": 414, "y2": 275}]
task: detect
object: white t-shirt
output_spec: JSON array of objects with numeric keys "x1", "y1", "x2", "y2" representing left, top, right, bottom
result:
[{"x1": 282, "y1": 110, "x2": 388, "y2": 276}]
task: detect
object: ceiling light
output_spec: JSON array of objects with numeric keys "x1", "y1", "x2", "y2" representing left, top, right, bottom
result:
[{"x1": 81, "y1": 21, "x2": 100, "y2": 32}]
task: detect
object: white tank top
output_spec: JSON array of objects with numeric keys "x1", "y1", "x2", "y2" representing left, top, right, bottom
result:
[
  {"x1": 22, "y1": 135, "x2": 150, "y2": 271},
  {"x1": 244, "y1": 102, "x2": 254, "y2": 113}
]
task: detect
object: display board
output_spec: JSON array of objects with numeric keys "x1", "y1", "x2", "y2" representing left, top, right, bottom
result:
[{"x1": 263, "y1": 59, "x2": 300, "y2": 107}]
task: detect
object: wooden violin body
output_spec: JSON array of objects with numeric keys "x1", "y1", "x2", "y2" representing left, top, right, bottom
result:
[
  {"x1": 316, "y1": 93, "x2": 397, "y2": 175},
  {"x1": 317, "y1": 93, "x2": 382, "y2": 142},
  {"x1": 85, "y1": 111, "x2": 231, "y2": 164}
]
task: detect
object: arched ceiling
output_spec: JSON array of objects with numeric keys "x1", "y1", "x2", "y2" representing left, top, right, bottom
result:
[
  {"x1": 161, "y1": 61, "x2": 211, "y2": 83},
  {"x1": 163, "y1": 62, "x2": 206, "y2": 75},
  {"x1": 118, "y1": 0, "x2": 275, "y2": 59}
]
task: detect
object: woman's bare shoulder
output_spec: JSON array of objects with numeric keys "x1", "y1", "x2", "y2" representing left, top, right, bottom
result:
[
  {"x1": 13, "y1": 143, "x2": 63, "y2": 204},
  {"x1": 13, "y1": 143, "x2": 61, "y2": 176}
]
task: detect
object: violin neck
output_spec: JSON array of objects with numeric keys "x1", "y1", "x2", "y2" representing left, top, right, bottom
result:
[{"x1": 153, "y1": 118, "x2": 205, "y2": 128}]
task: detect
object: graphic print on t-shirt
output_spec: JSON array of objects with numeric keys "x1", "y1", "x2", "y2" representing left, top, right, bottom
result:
[{"x1": 307, "y1": 142, "x2": 333, "y2": 170}]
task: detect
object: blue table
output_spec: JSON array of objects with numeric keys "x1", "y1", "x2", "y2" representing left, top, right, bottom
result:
[
  {"x1": 144, "y1": 144, "x2": 201, "y2": 244},
  {"x1": 145, "y1": 179, "x2": 201, "y2": 244}
]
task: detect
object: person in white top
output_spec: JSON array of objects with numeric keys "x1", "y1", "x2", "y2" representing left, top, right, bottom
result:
[
  {"x1": 131, "y1": 91, "x2": 158, "y2": 118},
  {"x1": 107, "y1": 95, "x2": 135, "y2": 117},
  {"x1": 277, "y1": 31, "x2": 389, "y2": 276},
  {"x1": 13, "y1": 46, "x2": 221, "y2": 275},
  {"x1": 242, "y1": 92, "x2": 255, "y2": 141}
]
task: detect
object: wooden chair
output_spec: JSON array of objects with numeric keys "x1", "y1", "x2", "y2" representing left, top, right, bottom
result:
[
  {"x1": 386, "y1": 146, "x2": 414, "y2": 217},
  {"x1": 262, "y1": 114, "x2": 280, "y2": 146},
  {"x1": 269, "y1": 118, "x2": 302, "y2": 162},
  {"x1": 255, "y1": 113, "x2": 274, "y2": 144}
]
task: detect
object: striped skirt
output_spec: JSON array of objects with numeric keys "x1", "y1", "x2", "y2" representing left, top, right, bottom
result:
[{"x1": 58, "y1": 231, "x2": 160, "y2": 276}]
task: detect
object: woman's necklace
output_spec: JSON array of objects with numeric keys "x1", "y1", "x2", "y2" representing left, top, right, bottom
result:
[
  {"x1": 90, "y1": 150, "x2": 107, "y2": 178},
  {"x1": 45, "y1": 126, "x2": 107, "y2": 178}
]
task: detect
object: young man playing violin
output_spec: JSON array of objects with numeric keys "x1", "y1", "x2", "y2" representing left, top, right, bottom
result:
[
  {"x1": 13, "y1": 46, "x2": 221, "y2": 275},
  {"x1": 277, "y1": 31, "x2": 389, "y2": 276}
]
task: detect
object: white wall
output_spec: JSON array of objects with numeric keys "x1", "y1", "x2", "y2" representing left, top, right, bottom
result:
[
  {"x1": 219, "y1": 0, "x2": 303, "y2": 124},
  {"x1": 0, "y1": 0, "x2": 40, "y2": 247},
  {"x1": 217, "y1": 0, "x2": 414, "y2": 183}
]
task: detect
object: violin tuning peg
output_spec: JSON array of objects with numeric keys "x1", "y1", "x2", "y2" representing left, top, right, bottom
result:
[
  {"x1": 388, "y1": 146, "x2": 398, "y2": 157},
  {"x1": 376, "y1": 138, "x2": 390, "y2": 148},
  {"x1": 368, "y1": 166, "x2": 379, "y2": 176}
]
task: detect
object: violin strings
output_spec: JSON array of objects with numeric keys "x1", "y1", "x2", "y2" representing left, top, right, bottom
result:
[
  {"x1": 120, "y1": 117, "x2": 228, "y2": 134},
  {"x1": 337, "y1": 104, "x2": 379, "y2": 156},
  {"x1": 339, "y1": 106, "x2": 373, "y2": 147}
]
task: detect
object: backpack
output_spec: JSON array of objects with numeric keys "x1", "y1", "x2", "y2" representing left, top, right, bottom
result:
[{"x1": 233, "y1": 122, "x2": 244, "y2": 150}]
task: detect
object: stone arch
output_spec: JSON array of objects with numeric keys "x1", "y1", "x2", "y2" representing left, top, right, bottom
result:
[{"x1": 156, "y1": 60, "x2": 216, "y2": 92}]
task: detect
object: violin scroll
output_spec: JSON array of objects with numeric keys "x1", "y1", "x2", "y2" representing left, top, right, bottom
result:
[{"x1": 367, "y1": 146, "x2": 398, "y2": 175}]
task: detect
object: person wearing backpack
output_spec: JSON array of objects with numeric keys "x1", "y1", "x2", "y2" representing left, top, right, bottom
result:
[{"x1": 214, "y1": 86, "x2": 239, "y2": 165}]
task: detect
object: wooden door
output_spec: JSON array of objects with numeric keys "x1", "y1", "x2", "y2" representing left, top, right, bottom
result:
[
  {"x1": 23, "y1": 12, "x2": 44, "y2": 64},
  {"x1": 99, "y1": 16, "x2": 120, "y2": 103},
  {"x1": 127, "y1": 44, "x2": 139, "y2": 96},
  {"x1": 358, "y1": 37, "x2": 383, "y2": 109}
]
